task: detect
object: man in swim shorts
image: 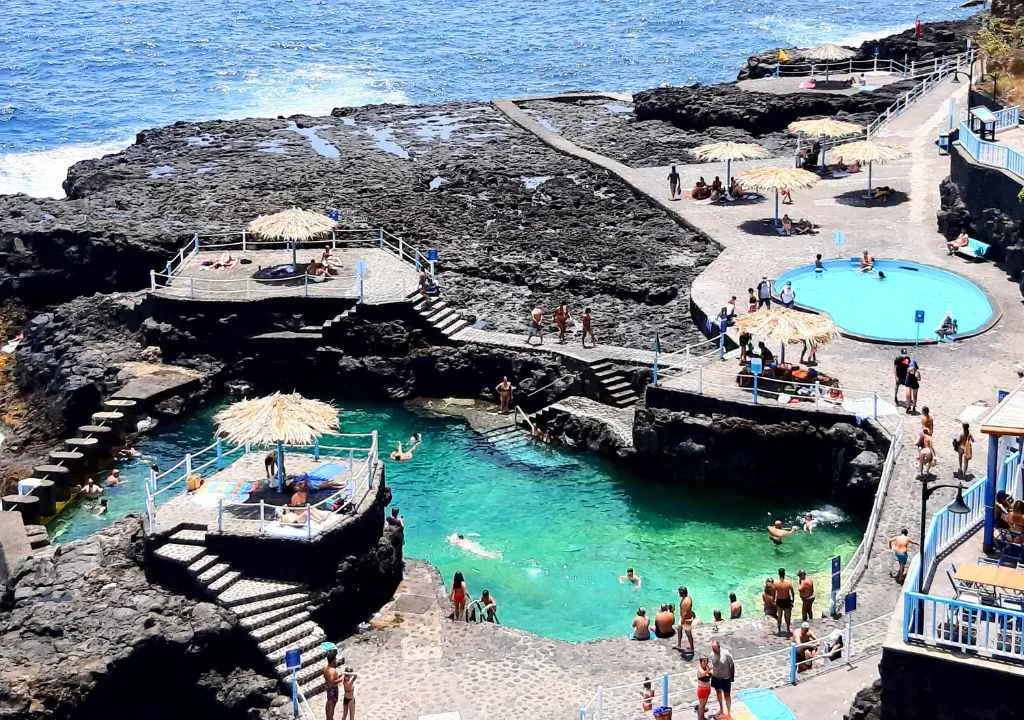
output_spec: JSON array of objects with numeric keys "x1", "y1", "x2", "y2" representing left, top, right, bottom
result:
[
  {"x1": 676, "y1": 586, "x2": 695, "y2": 654},
  {"x1": 797, "y1": 569, "x2": 815, "y2": 622},
  {"x1": 889, "y1": 529, "x2": 916, "y2": 584},
  {"x1": 710, "y1": 640, "x2": 734, "y2": 718},
  {"x1": 322, "y1": 650, "x2": 344, "y2": 720},
  {"x1": 654, "y1": 603, "x2": 675, "y2": 638},
  {"x1": 774, "y1": 568, "x2": 795, "y2": 636},
  {"x1": 526, "y1": 307, "x2": 544, "y2": 345},
  {"x1": 768, "y1": 520, "x2": 797, "y2": 545}
]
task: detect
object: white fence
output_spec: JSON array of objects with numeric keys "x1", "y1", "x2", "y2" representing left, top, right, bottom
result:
[
  {"x1": 149, "y1": 227, "x2": 435, "y2": 299},
  {"x1": 864, "y1": 51, "x2": 973, "y2": 137},
  {"x1": 145, "y1": 432, "x2": 380, "y2": 540},
  {"x1": 767, "y1": 51, "x2": 970, "y2": 82},
  {"x1": 957, "y1": 108, "x2": 1024, "y2": 180}
]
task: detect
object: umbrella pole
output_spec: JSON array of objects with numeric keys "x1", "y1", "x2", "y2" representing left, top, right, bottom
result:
[
  {"x1": 276, "y1": 440, "x2": 285, "y2": 492},
  {"x1": 780, "y1": 341, "x2": 785, "y2": 364},
  {"x1": 291, "y1": 241, "x2": 297, "y2": 268},
  {"x1": 866, "y1": 161, "x2": 874, "y2": 199},
  {"x1": 726, "y1": 159, "x2": 732, "y2": 197},
  {"x1": 775, "y1": 189, "x2": 780, "y2": 225}
]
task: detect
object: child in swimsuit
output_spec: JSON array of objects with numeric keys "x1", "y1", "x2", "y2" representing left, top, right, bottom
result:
[
  {"x1": 641, "y1": 678, "x2": 654, "y2": 713},
  {"x1": 341, "y1": 668, "x2": 357, "y2": 720}
]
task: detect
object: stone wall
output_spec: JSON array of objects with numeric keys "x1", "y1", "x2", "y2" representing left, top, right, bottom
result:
[
  {"x1": 635, "y1": 386, "x2": 888, "y2": 512},
  {"x1": 879, "y1": 646, "x2": 1024, "y2": 719},
  {"x1": 938, "y1": 142, "x2": 1024, "y2": 274}
]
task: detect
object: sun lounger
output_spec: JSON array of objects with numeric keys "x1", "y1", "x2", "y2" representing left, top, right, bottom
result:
[{"x1": 956, "y1": 238, "x2": 990, "y2": 260}]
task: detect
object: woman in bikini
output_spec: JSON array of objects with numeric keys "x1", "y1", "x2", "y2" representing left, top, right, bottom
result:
[
  {"x1": 696, "y1": 654, "x2": 713, "y2": 720},
  {"x1": 450, "y1": 571, "x2": 468, "y2": 621}
]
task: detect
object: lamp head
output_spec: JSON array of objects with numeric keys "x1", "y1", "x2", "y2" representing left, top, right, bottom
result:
[{"x1": 947, "y1": 485, "x2": 971, "y2": 515}]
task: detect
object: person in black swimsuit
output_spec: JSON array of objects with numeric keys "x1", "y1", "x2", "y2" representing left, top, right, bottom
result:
[{"x1": 323, "y1": 650, "x2": 344, "y2": 720}]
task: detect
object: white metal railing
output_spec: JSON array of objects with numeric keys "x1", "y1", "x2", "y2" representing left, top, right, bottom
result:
[
  {"x1": 150, "y1": 226, "x2": 436, "y2": 295},
  {"x1": 514, "y1": 405, "x2": 536, "y2": 434},
  {"x1": 863, "y1": 51, "x2": 973, "y2": 138},
  {"x1": 767, "y1": 52, "x2": 970, "y2": 81},
  {"x1": 958, "y1": 116, "x2": 1024, "y2": 180},
  {"x1": 144, "y1": 432, "x2": 380, "y2": 540},
  {"x1": 656, "y1": 333, "x2": 727, "y2": 379}
]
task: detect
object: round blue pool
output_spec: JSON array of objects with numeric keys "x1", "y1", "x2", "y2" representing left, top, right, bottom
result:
[{"x1": 774, "y1": 259, "x2": 999, "y2": 343}]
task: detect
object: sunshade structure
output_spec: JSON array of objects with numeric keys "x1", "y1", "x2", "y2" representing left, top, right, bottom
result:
[
  {"x1": 788, "y1": 118, "x2": 864, "y2": 167},
  {"x1": 247, "y1": 208, "x2": 337, "y2": 266},
  {"x1": 826, "y1": 139, "x2": 908, "y2": 196},
  {"x1": 738, "y1": 166, "x2": 819, "y2": 224},
  {"x1": 736, "y1": 307, "x2": 839, "y2": 362},
  {"x1": 800, "y1": 44, "x2": 857, "y2": 81},
  {"x1": 691, "y1": 142, "x2": 771, "y2": 196},
  {"x1": 214, "y1": 392, "x2": 340, "y2": 491}
]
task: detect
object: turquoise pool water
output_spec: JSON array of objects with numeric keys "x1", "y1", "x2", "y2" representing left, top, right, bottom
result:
[
  {"x1": 52, "y1": 401, "x2": 861, "y2": 641},
  {"x1": 775, "y1": 259, "x2": 997, "y2": 343}
]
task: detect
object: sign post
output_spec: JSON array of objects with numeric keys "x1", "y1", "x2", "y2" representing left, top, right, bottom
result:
[
  {"x1": 844, "y1": 592, "x2": 857, "y2": 664},
  {"x1": 830, "y1": 555, "x2": 841, "y2": 617},
  {"x1": 750, "y1": 357, "x2": 763, "y2": 403},
  {"x1": 426, "y1": 248, "x2": 439, "y2": 280},
  {"x1": 355, "y1": 259, "x2": 368, "y2": 304},
  {"x1": 284, "y1": 648, "x2": 302, "y2": 718},
  {"x1": 914, "y1": 309, "x2": 925, "y2": 346}
]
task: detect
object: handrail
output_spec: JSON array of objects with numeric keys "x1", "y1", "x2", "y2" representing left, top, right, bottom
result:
[
  {"x1": 514, "y1": 406, "x2": 535, "y2": 434},
  {"x1": 958, "y1": 118, "x2": 1024, "y2": 180},
  {"x1": 524, "y1": 372, "x2": 578, "y2": 399},
  {"x1": 864, "y1": 51, "x2": 972, "y2": 138},
  {"x1": 766, "y1": 51, "x2": 972, "y2": 81}
]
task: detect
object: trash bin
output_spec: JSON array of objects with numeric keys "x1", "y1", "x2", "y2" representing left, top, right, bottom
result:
[
  {"x1": 653, "y1": 706, "x2": 673, "y2": 720},
  {"x1": 936, "y1": 133, "x2": 950, "y2": 155}
]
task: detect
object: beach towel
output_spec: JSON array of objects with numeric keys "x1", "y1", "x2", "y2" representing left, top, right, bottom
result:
[
  {"x1": 303, "y1": 461, "x2": 351, "y2": 490},
  {"x1": 730, "y1": 689, "x2": 797, "y2": 720},
  {"x1": 191, "y1": 476, "x2": 253, "y2": 508},
  {"x1": 966, "y1": 238, "x2": 990, "y2": 258}
]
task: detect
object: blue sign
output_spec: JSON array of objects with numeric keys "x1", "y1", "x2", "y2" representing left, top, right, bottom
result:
[
  {"x1": 750, "y1": 358, "x2": 763, "y2": 376},
  {"x1": 832, "y1": 230, "x2": 846, "y2": 248},
  {"x1": 284, "y1": 648, "x2": 302, "y2": 670},
  {"x1": 914, "y1": 310, "x2": 925, "y2": 324},
  {"x1": 354, "y1": 259, "x2": 368, "y2": 278},
  {"x1": 426, "y1": 248, "x2": 439, "y2": 262},
  {"x1": 845, "y1": 592, "x2": 857, "y2": 613}
]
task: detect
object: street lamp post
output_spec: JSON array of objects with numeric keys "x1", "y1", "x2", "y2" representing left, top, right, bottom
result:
[
  {"x1": 967, "y1": 39, "x2": 974, "y2": 92},
  {"x1": 915, "y1": 477, "x2": 970, "y2": 633}
]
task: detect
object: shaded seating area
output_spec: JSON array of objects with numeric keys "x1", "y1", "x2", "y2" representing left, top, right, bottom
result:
[{"x1": 736, "y1": 363, "x2": 843, "y2": 403}]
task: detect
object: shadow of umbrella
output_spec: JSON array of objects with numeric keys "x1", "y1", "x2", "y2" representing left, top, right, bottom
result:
[{"x1": 833, "y1": 188, "x2": 910, "y2": 207}]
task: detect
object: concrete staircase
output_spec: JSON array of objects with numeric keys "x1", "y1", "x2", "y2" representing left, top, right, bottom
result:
[
  {"x1": 480, "y1": 425, "x2": 532, "y2": 454},
  {"x1": 154, "y1": 527, "x2": 330, "y2": 699},
  {"x1": 588, "y1": 360, "x2": 640, "y2": 408},
  {"x1": 410, "y1": 293, "x2": 469, "y2": 339}
]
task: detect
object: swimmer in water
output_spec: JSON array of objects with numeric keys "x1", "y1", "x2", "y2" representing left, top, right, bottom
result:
[
  {"x1": 619, "y1": 567, "x2": 643, "y2": 588},
  {"x1": 803, "y1": 513, "x2": 815, "y2": 534},
  {"x1": 390, "y1": 435, "x2": 421, "y2": 462},
  {"x1": 768, "y1": 520, "x2": 799, "y2": 545},
  {"x1": 859, "y1": 250, "x2": 874, "y2": 273},
  {"x1": 447, "y1": 532, "x2": 502, "y2": 559}
]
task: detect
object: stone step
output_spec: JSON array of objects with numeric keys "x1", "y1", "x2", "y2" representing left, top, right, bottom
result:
[
  {"x1": 435, "y1": 314, "x2": 462, "y2": 332},
  {"x1": 104, "y1": 398, "x2": 138, "y2": 410},
  {"x1": 218, "y1": 578, "x2": 300, "y2": 607},
  {"x1": 25, "y1": 524, "x2": 50, "y2": 549},
  {"x1": 298, "y1": 326, "x2": 322, "y2": 334},
  {"x1": 604, "y1": 381, "x2": 632, "y2": 393},
  {"x1": 443, "y1": 319, "x2": 469, "y2": 337},
  {"x1": 241, "y1": 601, "x2": 311, "y2": 631},
  {"x1": 275, "y1": 644, "x2": 327, "y2": 676},
  {"x1": 32, "y1": 464, "x2": 70, "y2": 478},
  {"x1": 168, "y1": 528, "x2": 207, "y2": 546},
  {"x1": 78, "y1": 425, "x2": 114, "y2": 436},
  {"x1": 592, "y1": 368, "x2": 616, "y2": 380},
  {"x1": 65, "y1": 437, "x2": 100, "y2": 450},
  {"x1": 198, "y1": 562, "x2": 232, "y2": 586},
  {"x1": 589, "y1": 360, "x2": 613, "y2": 371},
  {"x1": 48, "y1": 450, "x2": 85, "y2": 465},
  {"x1": 421, "y1": 301, "x2": 448, "y2": 318},
  {"x1": 92, "y1": 411, "x2": 125, "y2": 423},
  {"x1": 447, "y1": 327, "x2": 471, "y2": 341},
  {"x1": 233, "y1": 592, "x2": 312, "y2": 620},
  {"x1": 207, "y1": 569, "x2": 242, "y2": 594},
  {"x1": 260, "y1": 620, "x2": 325, "y2": 655},
  {"x1": 188, "y1": 553, "x2": 221, "y2": 576},
  {"x1": 154, "y1": 542, "x2": 208, "y2": 565},
  {"x1": 610, "y1": 396, "x2": 637, "y2": 408},
  {"x1": 301, "y1": 677, "x2": 327, "y2": 699},
  {"x1": 251, "y1": 610, "x2": 311, "y2": 642},
  {"x1": 265, "y1": 624, "x2": 326, "y2": 661},
  {"x1": 426, "y1": 307, "x2": 453, "y2": 324},
  {"x1": 291, "y1": 661, "x2": 328, "y2": 690}
]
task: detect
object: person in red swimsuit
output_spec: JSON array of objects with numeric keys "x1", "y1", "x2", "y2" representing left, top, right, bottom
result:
[
  {"x1": 696, "y1": 654, "x2": 712, "y2": 720},
  {"x1": 450, "y1": 571, "x2": 468, "y2": 621}
]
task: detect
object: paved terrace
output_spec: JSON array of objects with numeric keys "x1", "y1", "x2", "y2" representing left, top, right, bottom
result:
[{"x1": 737, "y1": 70, "x2": 908, "y2": 95}]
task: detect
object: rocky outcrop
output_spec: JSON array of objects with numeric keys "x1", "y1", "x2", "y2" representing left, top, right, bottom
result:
[
  {"x1": 633, "y1": 82, "x2": 916, "y2": 136},
  {"x1": 846, "y1": 680, "x2": 882, "y2": 720},
  {"x1": 738, "y1": 16, "x2": 982, "y2": 80},
  {"x1": 0, "y1": 516, "x2": 283, "y2": 720}
]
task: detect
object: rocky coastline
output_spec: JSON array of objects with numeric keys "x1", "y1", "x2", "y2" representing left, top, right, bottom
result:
[{"x1": 0, "y1": 16, "x2": 976, "y2": 719}]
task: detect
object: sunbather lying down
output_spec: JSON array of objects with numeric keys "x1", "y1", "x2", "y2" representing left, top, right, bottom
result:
[
  {"x1": 780, "y1": 215, "x2": 819, "y2": 235},
  {"x1": 278, "y1": 505, "x2": 332, "y2": 526}
]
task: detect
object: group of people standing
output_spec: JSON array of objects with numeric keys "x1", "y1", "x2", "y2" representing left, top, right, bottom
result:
[
  {"x1": 641, "y1": 639, "x2": 735, "y2": 720},
  {"x1": 525, "y1": 305, "x2": 596, "y2": 347}
]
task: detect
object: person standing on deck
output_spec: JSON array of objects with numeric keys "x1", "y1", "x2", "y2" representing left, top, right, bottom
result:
[
  {"x1": 893, "y1": 348, "x2": 910, "y2": 405},
  {"x1": 676, "y1": 586, "x2": 696, "y2": 655},
  {"x1": 323, "y1": 650, "x2": 344, "y2": 720},
  {"x1": 526, "y1": 307, "x2": 544, "y2": 345},
  {"x1": 668, "y1": 165, "x2": 681, "y2": 199},
  {"x1": 710, "y1": 640, "x2": 735, "y2": 718},
  {"x1": 774, "y1": 568, "x2": 795, "y2": 636},
  {"x1": 553, "y1": 303, "x2": 571, "y2": 343},
  {"x1": 797, "y1": 569, "x2": 815, "y2": 622},
  {"x1": 756, "y1": 276, "x2": 773, "y2": 309},
  {"x1": 495, "y1": 376, "x2": 514, "y2": 414},
  {"x1": 581, "y1": 308, "x2": 596, "y2": 348}
]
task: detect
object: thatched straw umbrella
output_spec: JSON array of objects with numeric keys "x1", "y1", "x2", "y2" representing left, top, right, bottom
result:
[
  {"x1": 214, "y1": 392, "x2": 339, "y2": 491},
  {"x1": 691, "y1": 142, "x2": 771, "y2": 195},
  {"x1": 788, "y1": 118, "x2": 864, "y2": 167},
  {"x1": 736, "y1": 307, "x2": 839, "y2": 363},
  {"x1": 247, "y1": 208, "x2": 338, "y2": 267},
  {"x1": 738, "y1": 166, "x2": 820, "y2": 224},
  {"x1": 800, "y1": 44, "x2": 857, "y2": 81},
  {"x1": 826, "y1": 139, "x2": 908, "y2": 196}
]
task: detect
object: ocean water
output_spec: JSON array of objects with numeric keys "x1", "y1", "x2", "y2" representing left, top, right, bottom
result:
[
  {"x1": 0, "y1": 0, "x2": 971, "y2": 198},
  {"x1": 52, "y1": 400, "x2": 861, "y2": 641}
]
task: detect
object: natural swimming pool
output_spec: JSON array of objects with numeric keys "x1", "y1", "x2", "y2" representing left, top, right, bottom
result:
[
  {"x1": 775, "y1": 258, "x2": 998, "y2": 343},
  {"x1": 52, "y1": 401, "x2": 862, "y2": 642}
]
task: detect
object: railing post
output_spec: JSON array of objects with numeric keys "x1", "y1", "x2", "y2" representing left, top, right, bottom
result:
[
  {"x1": 215, "y1": 437, "x2": 224, "y2": 469},
  {"x1": 189, "y1": 277, "x2": 195, "y2": 299},
  {"x1": 873, "y1": 392, "x2": 878, "y2": 419},
  {"x1": 150, "y1": 269, "x2": 157, "y2": 290},
  {"x1": 260, "y1": 500, "x2": 265, "y2": 532},
  {"x1": 185, "y1": 453, "x2": 192, "y2": 476},
  {"x1": 304, "y1": 273, "x2": 309, "y2": 297},
  {"x1": 307, "y1": 504, "x2": 312, "y2": 541},
  {"x1": 149, "y1": 466, "x2": 157, "y2": 493},
  {"x1": 377, "y1": 228, "x2": 384, "y2": 248},
  {"x1": 698, "y1": 365, "x2": 703, "y2": 394},
  {"x1": 241, "y1": 230, "x2": 247, "y2": 251},
  {"x1": 217, "y1": 498, "x2": 223, "y2": 533},
  {"x1": 596, "y1": 687, "x2": 603, "y2": 720},
  {"x1": 332, "y1": 230, "x2": 337, "y2": 249},
  {"x1": 314, "y1": 438, "x2": 321, "y2": 461},
  {"x1": 399, "y1": 236, "x2": 405, "y2": 259},
  {"x1": 661, "y1": 673, "x2": 669, "y2": 708},
  {"x1": 814, "y1": 381, "x2": 821, "y2": 408},
  {"x1": 789, "y1": 643, "x2": 798, "y2": 684},
  {"x1": 165, "y1": 260, "x2": 172, "y2": 277}
]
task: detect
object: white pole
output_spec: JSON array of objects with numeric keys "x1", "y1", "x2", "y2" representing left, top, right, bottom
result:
[
  {"x1": 150, "y1": 269, "x2": 156, "y2": 290},
  {"x1": 189, "y1": 277, "x2": 195, "y2": 299},
  {"x1": 242, "y1": 230, "x2": 247, "y2": 251},
  {"x1": 218, "y1": 498, "x2": 223, "y2": 533}
]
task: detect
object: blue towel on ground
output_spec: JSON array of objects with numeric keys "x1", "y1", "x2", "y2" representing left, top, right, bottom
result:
[
  {"x1": 734, "y1": 688, "x2": 797, "y2": 720},
  {"x1": 966, "y1": 238, "x2": 990, "y2": 258}
]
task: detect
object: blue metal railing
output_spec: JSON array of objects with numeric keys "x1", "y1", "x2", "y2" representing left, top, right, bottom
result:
[
  {"x1": 903, "y1": 591, "x2": 1024, "y2": 661},
  {"x1": 958, "y1": 113, "x2": 1024, "y2": 180}
]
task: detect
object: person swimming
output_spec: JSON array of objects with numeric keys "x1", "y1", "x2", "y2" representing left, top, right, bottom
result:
[
  {"x1": 390, "y1": 435, "x2": 421, "y2": 462},
  {"x1": 768, "y1": 519, "x2": 799, "y2": 545},
  {"x1": 447, "y1": 532, "x2": 502, "y2": 559}
]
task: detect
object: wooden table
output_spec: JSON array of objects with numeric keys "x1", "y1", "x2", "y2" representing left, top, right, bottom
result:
[{"x1": 956, "y1": 564, "x2": 1024, "y2": 595}]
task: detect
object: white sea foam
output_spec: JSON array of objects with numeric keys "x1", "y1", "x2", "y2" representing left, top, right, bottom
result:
[
  {"x1": 1, "y1": 64, "x2": 408, "y2": 199},
  {"x1": 0, "y1": 138, "x2": 134, "y2": 199},
  {"x1": 751, "y1": 16, "x2": 914, "y2": 50}
]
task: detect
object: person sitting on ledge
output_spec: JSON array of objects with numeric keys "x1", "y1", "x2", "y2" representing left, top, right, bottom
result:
[
  {"x1": 935, "y1": 312, "x2": 958, "y2": 341},
  {"x1": 692, "y1": 177, "x2": 710, "y2": 200},
  {"x1": 307, "y1": 258, "x2": 328, "y2": 277},
  {"x1": 654, "y1": 603, "x2": 675, "y2": 638},
  {"x1": 781, "y1": 214, "x2": 794, "y2": 236},
  {"x1": 212, "y1": 252, "x2": 236, "y2": 270},
  {"x1": 947, "y1": 231, "x2": 970, "y2": 254},
  {"x1": 632, "y1": 607, "x2": 651, "y2": 640},
  {"x1": 757, "y1": 341, "x2": 776, "y2": 367},
  {"x1": 859, "y1": 250, "x2": 874, "y2": 272},
  {"x1": 321, "y1": 246, "x2": 343, "y2": 273}
]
